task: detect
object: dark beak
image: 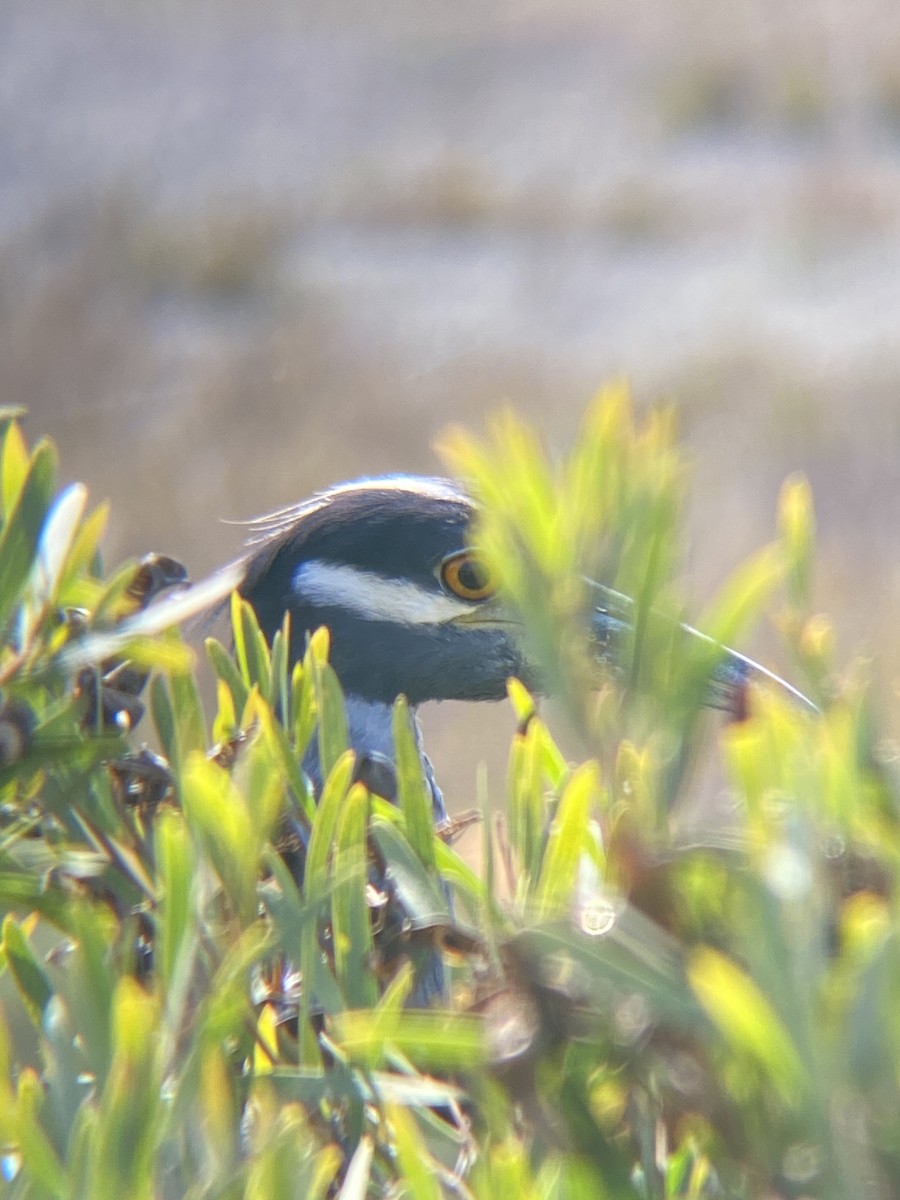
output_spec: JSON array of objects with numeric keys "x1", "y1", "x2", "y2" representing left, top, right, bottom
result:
[{"x1": 587, "y1": 581, "x2": 818, "y2": 720}]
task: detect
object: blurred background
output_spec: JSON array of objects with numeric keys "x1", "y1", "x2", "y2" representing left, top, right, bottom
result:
[{"x1": 3, "y1": 0, "x2": 900, "y2": 805}]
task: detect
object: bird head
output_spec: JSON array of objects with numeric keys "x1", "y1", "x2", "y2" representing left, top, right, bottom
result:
[{"x1": 239, "y1": 476, "x2": 531, "y2": 706}]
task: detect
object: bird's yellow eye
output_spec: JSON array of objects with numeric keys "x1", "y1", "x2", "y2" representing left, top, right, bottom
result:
[{"x1": 440, "y1": 552, "x2": 495, "y2": 601}]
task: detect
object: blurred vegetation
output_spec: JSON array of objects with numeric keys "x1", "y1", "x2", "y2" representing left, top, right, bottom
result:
[
  {"x1": 1, "y1": 394, "x2": 900, "y2": 1197},
  {"x1": 9, "y1": 1, "x2": 900, "y2": 780}
]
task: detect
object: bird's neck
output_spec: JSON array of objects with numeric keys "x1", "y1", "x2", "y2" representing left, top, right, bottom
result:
[
  {"x1": 344, "y1": 694, "x2": 398, "y2": 764},
  {"x1": 302, "y1": 694, "x2": 446, "y2": 823}
]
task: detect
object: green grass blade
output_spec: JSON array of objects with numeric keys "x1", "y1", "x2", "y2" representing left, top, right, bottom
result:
[
  {"x1": 2, "y1": 916, "x2": 53, "y2": 1026},
  {"x1": 0, "y1": 440, "x2": 57, "y2": 634},
  {"x1": 332, "y1": 783, "x2": 378, "y2": 1009},
  {"x1": 533, "y1": 762, "x2": 599, "y2": 919},
  {"x1": 392, "y1": 696, "x2": 435, "y2": 869}
]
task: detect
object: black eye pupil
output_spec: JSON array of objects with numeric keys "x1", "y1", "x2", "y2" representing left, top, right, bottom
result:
[{"x1": 458, "y1": 559, "x2": 489, "y2": 593}]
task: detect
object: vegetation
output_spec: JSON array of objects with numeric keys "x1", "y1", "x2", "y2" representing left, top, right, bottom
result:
[{"x1": 0, "y1": 392, "x2": 897, "y2": 1198}]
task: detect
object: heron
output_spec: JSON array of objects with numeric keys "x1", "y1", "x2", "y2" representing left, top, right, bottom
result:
[{"x1": 234, "y1": 474, "x2": 814, "y2": 820}]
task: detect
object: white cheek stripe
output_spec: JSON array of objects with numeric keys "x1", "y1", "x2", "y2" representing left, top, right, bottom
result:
[{"x1": 292, "y1": 560, "x2": 471, "y2": 625}]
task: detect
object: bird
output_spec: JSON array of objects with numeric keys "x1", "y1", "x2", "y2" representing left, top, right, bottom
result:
[
  {"x1": 234, "y1": 474, "x2": 814, "y2": 814},
  {"x1": 237, "y1": 474, "x2": 525, "y2": 1006},
  {"x1": 85, "y1": 472, "x2": 810, "y2": 1007},
  {"x1": 236, "y1": 475, "x2": 529, "y2": 821}
]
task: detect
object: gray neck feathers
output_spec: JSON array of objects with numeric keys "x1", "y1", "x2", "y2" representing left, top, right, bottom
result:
[{"x1": 302, "y1": 695, "x2": 446, "y2": 823}]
